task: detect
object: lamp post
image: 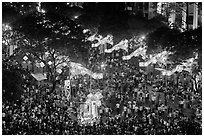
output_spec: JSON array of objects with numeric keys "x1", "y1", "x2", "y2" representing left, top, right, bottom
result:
[
  {"x1": 141, "y1": 35, "x2": 146, "y2": 40},
  {"x1": 47, "y1": 61, "x2": 52, "y2": 81},
  {"x1": 40, "y1": 62, "x2": 45, "y2": 73}
]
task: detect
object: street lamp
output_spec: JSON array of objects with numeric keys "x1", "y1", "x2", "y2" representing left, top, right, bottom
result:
[
  {"x1": 73, "y1": 15, "x2": 79, "y2": 19},
  {"x1": 141, "y1": 35, "x2": 145, "y2": 40},
  {"x1": 40, "y1": 62, "x2": 45, "y2": 73}
]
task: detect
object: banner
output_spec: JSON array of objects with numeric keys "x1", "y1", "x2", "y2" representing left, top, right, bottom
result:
[{"x1": 31, "y1": 73, "x2": 47, "y2": 81}]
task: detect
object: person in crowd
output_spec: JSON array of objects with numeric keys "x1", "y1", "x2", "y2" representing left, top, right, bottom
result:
[{"x1": 2, "y1": 56, "x2": 202, "y2": 135}]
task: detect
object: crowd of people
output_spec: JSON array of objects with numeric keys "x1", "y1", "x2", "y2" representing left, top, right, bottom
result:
[{"x1": 2, "y1": 50, "x2": 202, "y2": 135}]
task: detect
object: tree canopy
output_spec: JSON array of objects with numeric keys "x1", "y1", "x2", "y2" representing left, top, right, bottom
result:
[
  {"x1": 146, "y1": 26, "x2": 202, "y2": 67},
  {"x1": 3, "y1": 2, "x2": 91, "y2": 63}
]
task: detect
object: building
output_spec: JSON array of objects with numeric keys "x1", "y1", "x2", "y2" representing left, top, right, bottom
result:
[
  {"x1": 164, "y1": 2, "x2": 202, "y2": 31},
  {"x1": 125, "y1": 2, "x2": 202, "y2": 31},
  {"x1": 125, "y1": 2, "x2": 157, "y2": 20}
]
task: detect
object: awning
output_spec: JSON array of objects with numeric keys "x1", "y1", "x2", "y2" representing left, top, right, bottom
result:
[{"x1": 31, "y1": 73, "x2": 47, "y2": 81}]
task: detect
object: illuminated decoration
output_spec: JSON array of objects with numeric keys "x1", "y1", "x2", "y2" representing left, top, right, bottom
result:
[
  {"x1": 105, "y1": 39, "x2": 129, "y2": 53},
  {"x1": 62, "y1": 62, "x2": 67, "y2": 67},
  {"x1": 94, "y1": 34, "x2": 113, "y2": 47},
  {"x1": 182, "y1": 57, "x2": 195, "y2": 65},
  {"x1": 41, "y1": 9, "x2": 46, "y2": 13},
  {"x1": 87, "y1": 34, "x2": 101, "y2": 42},
  {"x1": 74, "y1": 15, "x2": 79, "y2": 19},
  {"x1": 122, "y1": 55, "x2": 131, "y2": 60},
  {"x1": 80, "y1": 91, "x2": 103, "y2": 122},
  {"x1": 139, "y1": 62, "x2": 148, "y2": 67},
  {"x1": 155, "y1": 57, "x2": 197, "y2": 76},
  {"x1": 83, "y1": 29, "x2": 89, "y2": 34},
  {"x1": 174, "y1": 65, "x2": 184, "y2": 72},
  {"x1": 157, "y1": 2, "x2": 162, "y2": 14},
  {"x1": 195, "y1": 52, "x2": 198, "y2": 59},
  {"x1": 145, "y1": 51, "x2": 172, "y2": 66},
  {"x1": 35, "y1": 62, "x2": 41, "y2": 68},
  {"x1": 56, "y1": 68, "x2": 62, "y2": 74},
  {"x1": 155, "y1": 68, "x2": 175, "y2": 76},
  {"x1": 152, "y1": 58, "x2": 157, "y2": 64},
  {"x1": 23, "y1": 56, "x2": 28, "y2": 61},
  {"x1": 3, "y1": 24, "x2": 12, "y2": 31},
  {"x1": 162, "y1": 70, "x2": 175, "y2": 76},
  {"x1": 44, "y1": 73, "x2": 47, "y2": 78},
  {"x1": 48, "y1": 61, "x2": 52, "y2": 65},
  {"x1": 87, "y1": 34, "x2": 113, "y2": 48},
  {"x1": 101, "y1": 62, "x2": 106, "y2": 69},
  {"x1": 196, "y1": 72, "x2": 202, "y2": 83},
  {"x1": 91, "y1": 73, "x2": 103, "y2": 79},
  {"x1": 45, "y1": 51, "x2": 49, "y2": 56},
  {"x1": 174, "y1": 57, "x2": 197, "y2": 73},
  {"x1": 140, "y1": 35, "x2": 146, "y2": 40},
  {"x1": 40, "y1": 62, "x2": 45, "y2": 67},
  {"x1": 37, "y1": 2, "x2": 46, "y2": 14},
  {"x1": 122, "y1": 46, "x2": 147, "y2": 60},
  {"x1": 94, "y1": 91, "x2": 103, "y2": 103}
]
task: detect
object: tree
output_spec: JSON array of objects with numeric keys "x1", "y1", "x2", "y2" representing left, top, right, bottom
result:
[
  {"x1": 172, "y1": 27, "x2": 202, "y2": 66},
  {"x1": 145, "y1": 26, "x2": 180, "y2": 55},
  {"x1": 146, "y1": 26, "x2": 202, "y2": 71},
  {"x1": 3, "y1": 3, "x2": 91, "y2": 91}
]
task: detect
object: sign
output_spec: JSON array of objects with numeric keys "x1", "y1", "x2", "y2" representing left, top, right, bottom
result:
[{"x1": 64, "y1": 80, "x2": 71, "y2": 99}]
